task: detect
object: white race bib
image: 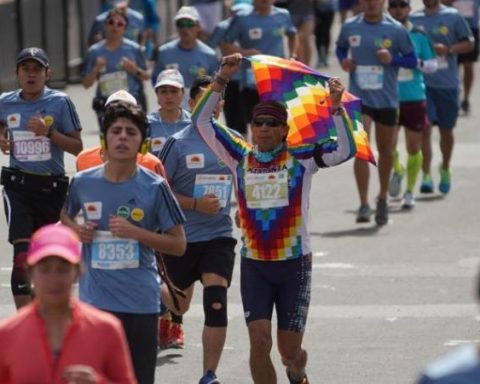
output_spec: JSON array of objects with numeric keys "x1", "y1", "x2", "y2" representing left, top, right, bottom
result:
[
  {"x1": 437, "y1": 56, "x2": 449, "y2": 70},
  {"x1": 245, "y1": 170, "x2": 288, "y2": 209},
  {"x1": 12, "y1": 131, "x2": 51, "y2": 162},
  {"x1": 99, "y1": 71, "x2": 128, "y2": 97},
  {"x1": 193, "y1": 174, "x2": 232, "y2": 208},
  {"x1": 356, "y1": 65, "x2": 384, "y2": 90},
  {"x1": 398, "y1": 68, "x2": 414, "y2": 82},
  {"x1": 91, "y1": 230, "x2": 140, "y2": 270}
]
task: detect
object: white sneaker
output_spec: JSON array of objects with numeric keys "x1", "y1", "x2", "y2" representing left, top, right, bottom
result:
[
  {"x1": 402, "y1": 192, "x2": 415, "y2": 209},
  {"x1": 389, "y1": 168, "x2": 404, "y2": 198}
]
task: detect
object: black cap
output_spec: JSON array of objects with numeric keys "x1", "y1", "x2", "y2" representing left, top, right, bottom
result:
[{"x1": 16, "y1": 47, "x2": 49, "y2": 68}]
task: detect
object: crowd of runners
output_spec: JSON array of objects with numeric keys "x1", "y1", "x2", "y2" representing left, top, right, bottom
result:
[{"x1": 0, "y1": 0, "x2": 478, "y2": 383}]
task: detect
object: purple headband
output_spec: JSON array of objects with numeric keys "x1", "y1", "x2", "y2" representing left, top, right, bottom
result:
[{"x1": 252, "y1": 100, "x2": 288, "y2": 123}]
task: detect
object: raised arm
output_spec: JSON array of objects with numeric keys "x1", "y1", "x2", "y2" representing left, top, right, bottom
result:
[
  {"x1": 315, "y1": 78, "x2": 356, "y2": 167},
  {"x1": 191, "y1": 53, "x2": 251, "y2": 170}
]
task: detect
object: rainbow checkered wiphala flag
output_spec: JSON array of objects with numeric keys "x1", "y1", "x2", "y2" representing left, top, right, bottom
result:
[{"x1": 246, "y1": 55, "x2": 376, "y2": 165}]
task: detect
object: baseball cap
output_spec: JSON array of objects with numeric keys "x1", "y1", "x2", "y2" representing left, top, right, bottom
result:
[
  {"x1": 174, "y1": 6, "x2": 200, "y2": 22},
  {"x1": 16, "y1": 47, "x2": 49, "y2": 68},
  {"x1": 154, "y1": 69, "x2": 185, "y2": 89},
  {"x1": 27, "y1": 224, "x2": 82, "y2": 266},
  {"x1": 105, "y1": 89, "x2": 138, "y2": 107}
]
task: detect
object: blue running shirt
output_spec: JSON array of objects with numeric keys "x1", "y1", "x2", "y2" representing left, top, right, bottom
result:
[
  {"x1": 65, "y1": 165, "x2": 185, "y2": 314},
  {"x1": 224, "y1": 6, "x2": 297, "y2": 90},
  {"x1": 147, "y1": 108, "x2": 191, "y2": 157},
  {"x1": 0, "y1": 88, "x2": 81, "y2": 174},
  {"x1": 336, "y1": 13, "x2": 415, "y2": 108},
  {"x1": 410, "y1": 5, "x2": 473, "y2": 89},
  {"x1": 159, "y1": 125, "x2": 234, "y2": 242},
  {"x1": 82, "y1": 39, "x2": 147, "y2": 99},
  {"x1": 151, "y1": 39, "x2": 219, "y2": 91}
]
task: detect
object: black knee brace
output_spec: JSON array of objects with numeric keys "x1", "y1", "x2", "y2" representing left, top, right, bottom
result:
[
  {"x1": 203, "y1": 285, "x2": 227, "y2": 327},
  {"x1": 11, "y1": 242, "x2": 31, "y2": 295}
]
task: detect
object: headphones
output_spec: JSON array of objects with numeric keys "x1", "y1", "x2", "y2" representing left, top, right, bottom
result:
[{"x1": 100, "y1": 116, "x2": 151, "y2": 155}]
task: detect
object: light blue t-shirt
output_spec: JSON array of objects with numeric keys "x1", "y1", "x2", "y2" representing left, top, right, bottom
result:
[
  {"x1": 208, "y1": 17, "x2": 246, "y2": 82},
  {"x1": 87, "y1": 8, "x2": 145, "y2": 45},
  {"x1": 82, "y1": 38, "x2": 147, "y2": 100},
  {"x1": 410, "y1": 5, "x2": 474, "y2": 89},
  {"x1": 151, "y1": 39, "x2": 219, "y2": 90},
  {"x1": 224, "y1": 6, "x2": 297, "y2": 89},
  {"x1": 147, "y1": 108, "x2": 191, "y2": 157},
  {"x1": 65, "y1": 165, "x2": 185, "y2": 314},
  {"x1": 336, "y1": 13, "x2": 415, "y2": 108},
  {"x1": 0, "y1": 88, "x2": 81, "y2": 174},
  {"x1": 452, "y1": 0, "x2": 480, "y2": 29},
  {"x1": 419, "y1": 365, "x2": 480, "y2": 384},
  {"x1": 418, "y1": 344, "x2": 480, "y2": 384},
  {"x1": 209, "y1": 18, "x2": 232, "y2": 49},
  {"x1": 398, "y1": 23, "x2": 437, "y2": 102},
  {"x1": 159, "y1": 125, "x2": 234, "y2": 243}
]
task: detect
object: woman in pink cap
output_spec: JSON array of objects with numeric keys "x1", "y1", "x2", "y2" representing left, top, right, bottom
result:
[{"x1": 0, "y1": 224, "x2": 136, "y2": 384}]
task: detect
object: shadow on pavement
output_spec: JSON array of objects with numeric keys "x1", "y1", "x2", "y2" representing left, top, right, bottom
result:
[
  {"x1": 156, "y1": 351, "x2": 183, "y2": 367},
  {"x1": 312, "y1": 226, "x2": 381, "y2": 238}
]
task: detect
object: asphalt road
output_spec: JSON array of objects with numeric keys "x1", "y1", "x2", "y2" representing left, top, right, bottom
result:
[{"x1": 1, "y1": 14, "x2": 479, "y2": 384}]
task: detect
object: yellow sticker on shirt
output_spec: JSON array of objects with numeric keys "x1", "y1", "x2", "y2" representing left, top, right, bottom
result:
[
  {"x1": 131, "y1": 208, "x2": 144, "y2": 222},
  {"x1": 43, "y1": 115, "x2": 54, "y2": 128}
]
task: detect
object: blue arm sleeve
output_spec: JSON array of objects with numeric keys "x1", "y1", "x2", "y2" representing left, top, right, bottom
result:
[
  {"x1": 336, "y1": 46, "x2": 348, "y2": 63},
  {"x1": 391, "y1": 50, "x2": 417, "y2": 68}
]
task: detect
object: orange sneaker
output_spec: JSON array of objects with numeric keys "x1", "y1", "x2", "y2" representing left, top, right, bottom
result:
[
  {"x1": 158, "y1": 316, "x2": 172, "y2": 349},
  {"x1": 168, "y1": 322, "x2": 185, "y2": 349}
]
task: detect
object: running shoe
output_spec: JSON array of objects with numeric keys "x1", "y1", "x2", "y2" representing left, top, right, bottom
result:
[
  {"x1": 158, "y1": 315, "x2": 171, "y2": 349},
  {"x1": 389, "y1": 167, "x2": 405, "y2": 198},
  {"x1": 199, "y1": 370, "x2": 220, "y2": 384},
  {"x1": 461, "y1": 99, "x2": 470, "y2": 114},
  {"x1": 168, "y1": 322, "x2": 185, "y2": 349},
  {"x1": 286, "y1": 368, "x2": 309, "y2": 384},
  {"x1": 356, "y1": 204, "x2": 371, "y2": 223},
  {"x1": 375, "y1": 198, "x2": 388, "y2": 226},
  {"x1": 439, "y1": 168, "x2": 451, "y2": 195},
  {"x1": 402, "y1": 191, "x2": 415, "y2": 209},
  {"x1": 420, "y1": 174, "x2": 434, "y2": 194}
]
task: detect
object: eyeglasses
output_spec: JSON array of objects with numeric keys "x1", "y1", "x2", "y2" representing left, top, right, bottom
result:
[
  {"x1": 108, "y1": 19, "x2": 126, "y2": 28},
  {"x1": 388, "y1": 1, "x2": 409, "y2": 7},
  {"x1": 176, "y1": 19, "x2": 197, "y2": 29},
  {"x1": 252, "y1": 118, "x2": 283, "y2": 127}
]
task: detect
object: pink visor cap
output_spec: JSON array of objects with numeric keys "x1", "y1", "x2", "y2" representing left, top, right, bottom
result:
[{"x1": 27, "y1": 224, "x2": 82, "y2": 266}]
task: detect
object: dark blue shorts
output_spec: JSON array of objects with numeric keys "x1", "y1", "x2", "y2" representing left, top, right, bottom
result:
[
  {"x1": 240, "y1": 254, "x2": 312, "y2": 332},
  {"x1": 426, "y1": 87, "x2": 459, "y2": 129}
]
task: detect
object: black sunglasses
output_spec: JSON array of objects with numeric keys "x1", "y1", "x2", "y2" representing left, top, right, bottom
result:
[
  {"x1": 388, "y1": 1, "x2": 409, "y2": 7},
  {"x1": 252, "y1": 118, "x2": 283, "y2": 127},
  {"x1": 176, "y1": 19, "x2": 197, "y2": 29}
]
